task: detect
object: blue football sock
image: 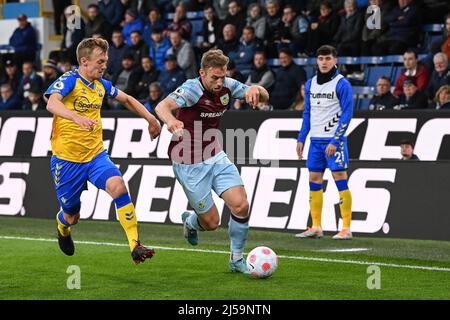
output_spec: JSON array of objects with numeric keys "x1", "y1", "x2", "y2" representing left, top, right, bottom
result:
[{"x1": 228, "y1": 214, "x2": 249, "y2": 261}]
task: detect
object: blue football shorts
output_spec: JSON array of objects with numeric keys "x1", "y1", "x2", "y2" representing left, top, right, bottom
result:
[{"x1": 306, "y1": 140, "x2": 350, "y2": 172}]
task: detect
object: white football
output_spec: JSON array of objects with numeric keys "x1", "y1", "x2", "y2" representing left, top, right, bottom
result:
[{"x1": 246, "y1": 246, "x2": 279, "y2": 278}]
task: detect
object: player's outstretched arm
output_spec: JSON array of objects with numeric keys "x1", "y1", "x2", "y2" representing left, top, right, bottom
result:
[
  {"x1": 47, "y1": 93, "x2": 97, "y2": 131},
  {"x1": 154, "y1": 97, "x2": 184, "y2": 137},
  {"x1": 115, "y1": 90, "x2": 161, "y2": 140}
]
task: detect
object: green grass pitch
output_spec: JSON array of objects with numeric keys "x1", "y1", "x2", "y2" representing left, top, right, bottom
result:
[{"x1": 0, "y1": 216, "x2": 449, "y2": 300}]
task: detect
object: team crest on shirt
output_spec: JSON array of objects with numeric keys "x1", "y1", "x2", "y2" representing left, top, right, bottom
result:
[
  {"x1": 54, "y1": 81, "x2": 64, "y2": 90},
  {"x1": 198, "y1": 201, "x2": 205, "y2": 210},
  {"x1": 220, "y1": 93, "x2": 229, "y2": 105}
]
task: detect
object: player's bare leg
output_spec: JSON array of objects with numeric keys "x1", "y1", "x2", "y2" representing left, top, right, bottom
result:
[
  {"x1": 221, "y1": 186, "x2": 250, "y2": 274},
  {"x1": 296, "y1": 171, "x2": 324, "y2": 238},
  {"x1": 332, "y1": 171, "x2": 353, "y2": 240},
  {"x1": 106, "y1": 176, "x2": 154, "y2": 263}
]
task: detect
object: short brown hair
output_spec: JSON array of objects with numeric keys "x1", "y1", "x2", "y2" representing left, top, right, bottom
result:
[
  {"x1": 200, "y1": 49, "x2": 229, "y2": 70},
  {"x1": 76, "y1": 38, "x2": 109, "y2": 64}
]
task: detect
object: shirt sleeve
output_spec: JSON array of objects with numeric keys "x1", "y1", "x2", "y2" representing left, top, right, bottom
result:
[
  {"x1": 297, "y1": 79, "x2": 312, "y2": 143},
  {"x1": 168, "y1": 79, "x2": 203, "y2": 108},
  {"x1": 224, "y1": 77, "x2": 250, "y2": 100},
  {"x1": 44, "y1": 72, "x2": 76, "y2": 99},
  {"x1": 99, "y1": 78, "x2": 119, "y2": 98},
  {"x1": 331, "y1": 78, "x2": 354, "y2": 146}
]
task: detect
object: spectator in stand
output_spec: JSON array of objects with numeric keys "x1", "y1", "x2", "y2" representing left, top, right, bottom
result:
[
  {"x1": 400, "y1": 140, "x2": 419, "y2": 160},
  {"x1": 333, "y1": 0, "x2": 364, "y2": 74},
  {"x1": 167, "y1": 30, "x2": 198, "y2": 79},
  {"x1": 127, "y1": 30, "x2": 149, "y2": 63},
  {"x1": 372, "y1": 0, "x2": 421, "y2": 56},
  {"x1": 61, "y1": 6, "x2": 85, "y2": 65},
  {"x1": 265, "y1": 0, "x2": 283, "y2": 58},
  {"x1": 0, "y1": 60, "x2": 21, "y2": 93},
  {"x1": 42, "y1": 59, "x2": 62, "y2": 91},
  {"x1": 441, "y1": 14, "x2": 450, "y2": 61},
  {"x1": 234, "y1": 26, "x2": 262, "y2": 76},
  {"x1": 395, "y1": 77, "x2": 429, "y2": 109},
  {"x1": 270, "y1": 48, "x2": 307, "y2": 110},
  {"x1": 128, "y1": 56, "x2": 160, "y2": 103},
  {"x1": 213, "y1": 0, "x2": 231, "y2": 20},
  {"x1": 245, "y1": 51, "x2": 275, "y2": 93},
  {"x1": 167, "y1": 3, "x2": 192, "y2": 41},
  {"x1": 144, "y1": 82, "x2": 163, "y2": 112},
  {"x1": 122, "y1": 9, "x2": 144, "y2": 46},
  {"x1": 394, "y1": 50, "x2": 430, "y2": 97},
  {"x1": 368, "y1": 76, "x2": 399, "y2": 110},
  {"x1": 18, "y1": 61, "x2": 43, "y2": 100},
  {"x1": 110, "y1": 54, "x2": 137, "y2": 109},
  {"x1": 149, "y1": 27, "x2": 171, "y2": 71},
  {"x1": 98, "y1": 0, "x2": 124, "y2": 29},
  {"x1": 0, "y1": 84, "x2": 21, "y2": 110},
  {"x1": 302, "y1": 0, "x2": 322, "y2": 21},
  {"x1": 216, "y1": 24, "x2": 239, "y2": 60},
  {"x1": 9, "y1": 14, "x2": 38, "y2": 68},
  {"x1": 85, "y1": 4, "x2": 111, "y2": 39},
  {"x1": 52, "y1": 0, "x2": 71, "y2": 35},
  {"x1": 222, "y1": 1, "x2": 246, "y2": 38},
  {"x1": 158, "y1": 54, "x2": 186, "y2": 97},
  {"x1": 199, "y1": 5, "x2": 221, "y2": 53},
  {"x1": 306, "y1": 0, "x2": 340, "y2": 56},
  {"x1": 107, "y1": 30, "x2": 129, "y2": 77},
  {"x1": 128, "y1": 0, "x2": 156, "y2": 17},
  {"x1": 280, "y1": 5, "x2": 309, "y2": 57},
  {"x1": 246, "y1": 3, "x2": 266, "y2": 41},
  {"x1": 427, "y1": 52, "x2": 450, "y2": 99},
  {"x1": 361, "y1": 0, "x2": 389, "y2": 56},
  {"x1": 431, "y1": 85, "x2": 450, "y2": 109},
  {"x1": 22, "y1": 85, "x2": 46, "y2": 111},
  {"x1": 289, "y1": 82, "x2": 306, "y2": 111},
  {"x1": 142, "y1": 7, "x2": 167, "y2": 47}
]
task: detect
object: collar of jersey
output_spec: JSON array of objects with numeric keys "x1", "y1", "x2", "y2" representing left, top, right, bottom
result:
[{"x1": 74, "y1": 69, "x2": 96, "y2": 89}]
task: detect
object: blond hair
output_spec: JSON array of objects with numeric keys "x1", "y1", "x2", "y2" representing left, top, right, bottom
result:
[
  {"x1": 76, "y1": 38, "x2": 109, "y2": 64},
  {"x1": 200, "y1": 49, "x2": 229, "y2": 70},
  {"x1": 435, "y1": 85, "x2": 450, "y2": 103}
]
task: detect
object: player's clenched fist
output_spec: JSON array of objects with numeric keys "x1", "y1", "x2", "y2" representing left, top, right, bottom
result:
[
  {"x1": 74, "y1": 115, "x2": 97, "y2": 131},
  {"x1": 148, "y1": 116, "x2": 162, "y2": 140},
  {"x1": 296, "y1": 142, "x2": 304, "y2": 160},
  {"x1": 167, "y1": 119, "x2": 184, "y2": 137}
]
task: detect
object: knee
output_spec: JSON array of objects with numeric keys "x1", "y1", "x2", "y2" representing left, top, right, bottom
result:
[
  {"x1": 231, "y1": 200, "x2": 249, "y2": 218},
  {"x1": 65, "y1": 213, "x2": 80, "y2": 225},
  {"x1": 107, "y1": 177, "x2": 128, "y2": 198},
  {"x1": 203, "y1": 217, "x2": 220, "y2": 231}
]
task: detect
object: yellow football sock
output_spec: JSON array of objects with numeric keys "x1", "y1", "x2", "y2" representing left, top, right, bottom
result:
[
  {"x1": 339, "y1": 189, "x2": 352, "y2": 229},
  {"x1": 117, "y1": 203, "x2": 139, "y2": 251},
  {"x1": 310, "y1": 189, "x2": 323, "y2": 228},
  {"x1": 56, "y1": 211, "x2": 71, "y2": 237}
]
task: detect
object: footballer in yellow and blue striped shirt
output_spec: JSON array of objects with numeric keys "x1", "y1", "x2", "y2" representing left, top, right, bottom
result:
[{"x1": 45, "y1": 38, "x2": 161, "y2": 264}]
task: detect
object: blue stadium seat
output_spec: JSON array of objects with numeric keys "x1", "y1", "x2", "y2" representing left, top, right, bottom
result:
[
  {"x1": 366, "y1": 66, "x2": 393, "y2": 86},
  {"x1": 191, "y1": 19, "x2": 203, "y2": 36},
  {"x1": 391, "y1": 66, "x2": 403, "y2": 85}
]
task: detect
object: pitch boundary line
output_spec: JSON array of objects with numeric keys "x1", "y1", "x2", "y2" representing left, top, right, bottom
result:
[{"x1": 1, "y1": 235, "x2": 449, "y2": 272}]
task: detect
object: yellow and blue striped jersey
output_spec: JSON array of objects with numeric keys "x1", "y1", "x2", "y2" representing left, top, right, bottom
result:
[{"x1": 45, "y1": 69, "x2": 118, "y2": 163}]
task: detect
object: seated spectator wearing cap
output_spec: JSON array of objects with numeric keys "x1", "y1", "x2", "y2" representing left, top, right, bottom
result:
[
  {"x1": 148, "y1": 27, "x2": 171, "y2": 71},
  {"x1": 400, "y1": 140, "x2": 419, "y2": 160},
  {"x1": 431, "y1": 85, "x2": 450, "y2": 109},
  {"x1": 128, "y1": 56, "x2": 160, "y2": 103},
  {"x1": 123, "y1": 9, "x2": 144, "y2": 46},
  {"x1": 0, "y1": 60, "x2": 21, "y2": 93},
  {"x1": 127, "y1": 30, "x2": 149, "y2": 63},
  {"x1": 167, "y1": 3, "x2": 192, "y2": 41},
  {"x1": 85, "y1": 4, "x2": 112, "y2": 39},
  {"x1": 62, "y1": 6, "x2": 86, "y2": 65},
  {"x1": 42, "y1": 59, "x2": 62, "y2": 91},
  {"x1": 394, "y1": 77, "x2": 429, "y2": 109},
  {"x1": 0, "y1": 84, "x2": 21, "y2": 110},
  {"x1": 426, "y1": 53, "x2": 450, "y2": 99},
  {"x1": 167, "y1": 30, "x2": 198, "y2": 79},
  {"x1": 18, "y1": 61, "x2": 43, "y2": 100},
  {"x1": 394, "y1": 50, "x2": 430, "y2": 97},
  {"x1": 98, "y1": 0, "x2": 124, "y2": 29},
  {"x1": 22, "y1": 85, "x2": 46, "y2": 111},
  {"x1": 107, "y1": 30, "x2": 129, "y2": 77},
  {"x1": 368, "y1": 76, "x2": 399, "y2": 110},
  {"x1": 9, "y1": 14, "x2": 38, "y2": 67},
  {"x1": 269, "y1": 48, "x2": 307, "y2": 110},
  {"x1": 144, "y1": 82, "x2": 163, "y2": 112},
  {"x1": 157, "y1": 54, "x2": 186, "y2": 97},
  {"x1": 143, "y1": 7, "x2": 167, "y2": 47}
]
